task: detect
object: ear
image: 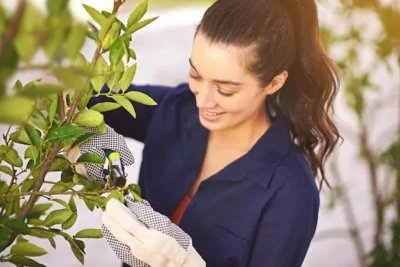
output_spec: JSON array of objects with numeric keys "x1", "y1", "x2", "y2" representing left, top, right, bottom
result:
[{"x1": 264, "y1": 71, "x2": 288, "y2": 95}]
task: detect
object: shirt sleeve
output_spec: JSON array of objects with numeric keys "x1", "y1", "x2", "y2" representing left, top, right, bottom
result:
[
  {"x1": 87, "y1": 84, "x2": 175, "y2": 142},
  {"x1": 247, "y1": 184, "x2": 319, "y2": 267}
]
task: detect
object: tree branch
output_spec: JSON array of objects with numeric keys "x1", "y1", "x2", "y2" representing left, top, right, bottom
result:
[
  {"x1": 0, "y1": 0, "x2": 27, "y2": 62},
  {"x1": 330, "y1": 157, "x2": 368, "y2": 267}
]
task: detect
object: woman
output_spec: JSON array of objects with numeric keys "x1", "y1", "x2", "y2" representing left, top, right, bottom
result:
[{"x1": 81, "y1": 0, "x2": 341, "y2": 266}]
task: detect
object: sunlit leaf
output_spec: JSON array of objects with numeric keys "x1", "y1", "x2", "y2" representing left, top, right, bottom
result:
[{"x1": 10, "y1": 242, "x2": 48, "y2": 257}]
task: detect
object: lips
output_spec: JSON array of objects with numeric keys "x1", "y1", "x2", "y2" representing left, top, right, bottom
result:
[
  {"x1": 203, "y1": 110, "x2": 223, "y2": 116},
  {"x1": 200, "y1": 109, "x2": 225, "y2": 122}
]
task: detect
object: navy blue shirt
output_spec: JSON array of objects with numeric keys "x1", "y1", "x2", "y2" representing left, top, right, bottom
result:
[{"x1": 89, "y1": 83, "x2": 320, "y2": 267}]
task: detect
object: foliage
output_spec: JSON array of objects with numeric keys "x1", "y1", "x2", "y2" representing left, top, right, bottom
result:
[
  {"x1": 320, "y1": 1, "x2": 400, "y2": 266},
  {"x1": 0, "y1": 0, "x2": 158, "y2": 265}
]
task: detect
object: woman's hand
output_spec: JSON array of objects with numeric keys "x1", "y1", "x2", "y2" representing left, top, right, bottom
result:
[
  {"x1": 102, "y1": 196, "x2": 206, "y2": 267},
  {"x1": 66, "y1": 124, "x2": 135, "y2": 186}
]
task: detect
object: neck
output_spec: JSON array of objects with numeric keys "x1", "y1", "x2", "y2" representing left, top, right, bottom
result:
[{"x1": 210, "y1": 108, "x2": 271, "y2": 151}]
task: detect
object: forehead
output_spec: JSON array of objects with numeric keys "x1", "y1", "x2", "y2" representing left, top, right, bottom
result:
[{"x1": 190, "y1": 33, "x2": 250, "y2": 79}]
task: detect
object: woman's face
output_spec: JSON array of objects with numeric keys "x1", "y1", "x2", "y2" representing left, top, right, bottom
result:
[{"x1": 189, "y1": 32, "x2": 270, "y2": 132}]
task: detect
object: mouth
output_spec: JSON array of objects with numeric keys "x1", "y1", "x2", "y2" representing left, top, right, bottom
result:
[{"x1": 200, "y1": 109, "x2": 226, "y2": 122}]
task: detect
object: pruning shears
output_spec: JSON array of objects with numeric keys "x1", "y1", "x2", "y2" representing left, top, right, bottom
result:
[
  {"x1": 102, "y1": 149, "x2": 142, "y2": 202},
  {"x1": 103, "y1": 149, "x2": 127, "y2": 190}
]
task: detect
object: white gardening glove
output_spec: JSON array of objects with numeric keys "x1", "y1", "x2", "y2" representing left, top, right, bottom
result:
[
  {"x1": 66, "y1": 125, "x2": 135, "y2": 186},
  {"x1": 102, "y1": 196, "x2": 206, "y2": 267}
]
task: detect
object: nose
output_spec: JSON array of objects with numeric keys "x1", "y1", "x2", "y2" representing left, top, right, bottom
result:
[{"x1": 196, "y1": 85, "x2": 217, "y2": 109}]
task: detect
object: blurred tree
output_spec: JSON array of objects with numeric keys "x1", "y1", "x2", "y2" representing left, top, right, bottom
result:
[{"x1": 319, "y1": 1, "x2": 400, "y2": 266}]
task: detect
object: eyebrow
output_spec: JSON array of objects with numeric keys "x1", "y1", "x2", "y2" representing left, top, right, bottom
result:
[{"x1": 188, "y1": 58, "x2": 243, "y2": 87}]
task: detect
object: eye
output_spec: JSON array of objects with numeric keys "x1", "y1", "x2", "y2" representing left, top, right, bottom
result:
[
  {"x1": 217, "y1": 89, "x2": 234, "y2": 97},
  {"x1": 189, "y1": 73, "x2": 202, "y2": 80}
]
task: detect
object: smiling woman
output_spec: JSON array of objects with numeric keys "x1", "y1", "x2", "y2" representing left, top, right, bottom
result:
[{"x1": 85, "y1": 0, "x2": 342, "y2": 266}]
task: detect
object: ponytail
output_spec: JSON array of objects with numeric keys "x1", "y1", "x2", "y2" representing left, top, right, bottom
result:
[{"x1": 198, "y1": 0, "x2": 342, "y2": 188}]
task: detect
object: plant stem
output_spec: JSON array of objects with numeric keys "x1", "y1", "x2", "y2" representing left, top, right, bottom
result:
[
  {"x1": 0, "y1": 188, "x2": 116, "y2": 200},
  {"x1": 0, "y1": 0, "x2": 27, "y2": 62}
]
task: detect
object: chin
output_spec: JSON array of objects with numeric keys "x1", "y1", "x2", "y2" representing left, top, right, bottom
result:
[{"x1": 199, "y1": 116, "x2": 228, "y2": 132}]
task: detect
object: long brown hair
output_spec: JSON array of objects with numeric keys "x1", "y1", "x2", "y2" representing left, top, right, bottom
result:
[{"x1": 196, "y1": 0, "x2": 342, "y2": 189}]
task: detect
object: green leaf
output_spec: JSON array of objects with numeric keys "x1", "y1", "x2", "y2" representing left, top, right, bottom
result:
[
  {"x1": 0, "y1": 145, "x2": 23, "y2": 167},
  {"x1": 25, "y1": 146, "x2": 39, "y2": 160},
  {"x1": 84, "y1": 195, "x2": 107, "y2": 207},
  {"x1": 128, "y1": 183, "x2": 143, "y2": 202},
  {"x1": 29, "y1": 203, "x2": 53, "y2": 215},
  {"x1": 46, "y1": 125, "x2": 87, "y2": 143},
  {"x1": 107, "y1": 69, "x2": 123, "y2": 90},
  {"x1": 94, "y1": 55, "x2": 109, "y2": 75},
  {"x1": 9, "y1": 255, "x2": 46, "y2": 267},
  {"x1": 0, "y1": 225, "x2": 11, "y2": 249},
  {"x1": 71, "y1": 132, "x2": 97, "y2": 149},
  {"x1": 12, "y1": 80, "x2": 23, "y2": 91},
  {"x1": 78, "y1": 176, "x2": 103, "y2": 191},
  {"x1": 48, "y1": 236, "x2": 56, "y2": 249},
  {"x1": 82, "y1": 4, "x2": 106, "y2": 25},
  {"x1": 90, "y1": 102, "x2": 121, "y2": 113},
  {"x1": 50, "y1": 181, "x2": 73, "y2": 193},
  {"x1": 52, "y1": 198, "x2": 70, "y2": 209},
  {"x1": 10, "y1": 242, "x2": 48, "y2": 257},
  {"x1": 0, "y1": 165, "x2": 13, "y2": 176},
  {"x1": 44, "y1": 209, "x2": 73, "y2": 227},
  {"x1": 125, "y1": 17, "x2": 158, "y2": 36},
  {"x1": 21, "y1": 179, "x2": 36, "y2": 193},
  {"x1": 124, "y1": 91, "x2": 157, "y2": 106},
  {"x1": 87, "y1": 31, "x2": 97, "y2": 40},
  {"x1": 29, "y1": 228, "x2": 55, "y2": 239},
  {"x1": 111, "y1": 95, "x2": 136, "y2": 118},
  {"x1": 90, "y1": 75, "x2": 106, "y2": 93},
  {"x1": 17, "y1": 236, "x2": 29, "y2": 243},
  {"x1": 75, "y1": 238, "x2": 85, "y2": 253},
  {"x1": 62, "y1": 213, "x2": 77, "y2": 230},
  {"x1": 49, "y1": 156, "x2": 71, "y2": 172},
  {"x1": 110, "y1": 36, "x2": 124, "y2": 66},
  {"x1": 46, "y1": 0, "x2": 69, "y2": 16},
  {"x1": 0, "y1": 96, "x2": 33, "y2": 125},
  {"x1": 83, "y1": 198, "x2": 95, "y2": 211},
  {"x1": 120, "y1": 64, "x2": 137, "y2": 92},
  {"x1": 129, "y1": 48, "x2": 137, "y2": 60},
  {"x1": 24, "y1": 124, "x2": 41, "y2": 147},
  {"x1": 27, "y1": 219, "x2": 45, "y2": 226},
  {"x1": 69, "y1": 195, "x2": 77, "y2": 213},
  {"x1": 97, "y1": 120, "x2": 106, "y2": 134},
  {"x1": 73, "y1": 110, "x2": 104, "y2": 127},
  {"x1": 66, "y1": 22, "x2": 88, "y2": 60},
  {"x1": 48, "y1": 97, "x2": 58, "y2": 126},
  {"x1": 10, "y1": 130, "x2": 32, "y2": 145},
  {"x1": 53, "y1": 68, "x2": 86, "y2": 91},
  {"x1": 127, "y1": 0, "x2": 148, "y2": 27},
  {"x1": 61, "y1": 168, "x2": 74, "y2": 183},
  {"x1": 7, "y1": 219, "x2": 31, "y2": 234},
  {"x1": 58, "y1": 232, "x2": 84, "y2": 264},
  {"x1": 74, "y1": 228, "x2": 103, "y2": 239},
  {"x1": 15, "y1": 34, "x2": 38, "y2": 63},
  {"x1": 99, "y1": 14, "x2": 118, "y2": 45},
  {"x1": 31, "y1": 109, "x2": 48, "y2": 131},
  {"x1": 18, "y1": 83, "x2": 65, "y2": 98}
]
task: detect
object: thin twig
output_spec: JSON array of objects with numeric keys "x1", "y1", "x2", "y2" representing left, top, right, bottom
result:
[
  {"x1": 0, "y1": 188, "x2": 115, "y2": 200},
  {"x1": 0, "y1": 0, "x2": 27, "y2": 62}
]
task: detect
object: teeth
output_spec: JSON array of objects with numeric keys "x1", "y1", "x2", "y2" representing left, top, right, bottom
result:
[{"x1": 204, "y1": 111, "x2": 220, "y2": 116}]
